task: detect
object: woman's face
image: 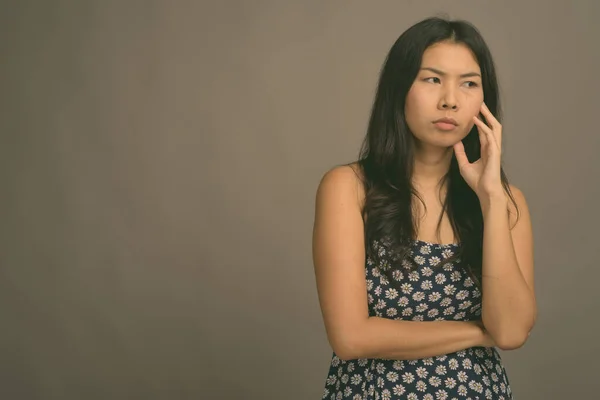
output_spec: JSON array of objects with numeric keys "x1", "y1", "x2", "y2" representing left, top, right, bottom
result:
[{"x1": 405, "y1": 41, "x2": 484, "y2": 147}]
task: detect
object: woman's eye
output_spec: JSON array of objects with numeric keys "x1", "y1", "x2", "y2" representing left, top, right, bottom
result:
[
  {"x1": 464, "y1": 81, "x2": 479, "y2": 88},
  {"x1": 424, "y1": 77, "x2": 440, "y2": 83}
]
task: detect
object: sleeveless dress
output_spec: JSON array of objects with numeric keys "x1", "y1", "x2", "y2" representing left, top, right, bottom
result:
[{"x1": 321, "y1": 239, "x2": 513, "y2": 400}]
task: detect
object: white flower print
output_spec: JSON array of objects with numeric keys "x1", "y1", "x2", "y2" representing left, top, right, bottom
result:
[
  {"x1": 440, "y1": 297, "x2": 452, "y2": 307},
  {"x1": 398, "y1": 296, "x2": 409, "y2": 307},
  {"x1": 407, "y1": 393, "x2": 418, "y2": 400},
  {"x1": 450, "y1": 270, "x2": 462, "y2": 281},
  {"x1": 421, "y1": 280, "x2": 433, "y2": 290},
  {"x1": 402, "y1": 372, "x2": 415, "y2": 384},
  {"x1": 456, "y1": 290, "x2": 469, "y2": 300},
  {"x1": 421, "y1": 266, "x2": 434, "y2": 276},
  {"x1": 392, "y1": 270, "x2": 403, "y2": 281},
  {"x1": 381, "y1": 389, "x2": 392, "y2": 400},
  {"x1": 386, "y1": 371, "x2": 399, "y2": 382},
  {"x1": 412, "y1": 291, "x2": 426, "y2": 301},
  {"x1": 374, "y1": 286, "x2": 382, "y2": 296},
  {"x1": 416, "y1": 303, "x2": 429, "y2": 312},
  {"x1": 343, "y1": 386, "x2": 352, "y2": 397},
  {"x1": 448, "y1": 358, "x2": 459, "y2": 370},
  {"x1": 347, "y1": 362, "x2": 355, "y2": 372},
  {"x1": 386, "y1": 308, "x2": 398, "y2": 317},
  {"x1": 401, "y1": 283, "x2": 414, "y2": 294},
  {"x1": 435, "y1": 389, "x2": 448, "y2": 399},
  {"x1": 416, "y1": 367, "x2": 429, "y2": 378},
  {"x1": 392, "y1": 360, "x2": 404, "y2": 370},
  {"x1": 457, "y1": 385, "x2": 468, "y2": 395},
  {"x1": 376, "y1": 363, "x2": 386, "y2": 374},
  {"x1": 427, "y1": 308, "x2": 439, "y2": 318},
  {"x1": 457, "y1": 371, "x2": 468, "y2": 382},
  {"x1": 435, "y1": 365, "x2": 447, "y2": 375},
  {"x1": 462, "y1": 359, "x2": 473, "y2": 369},
  {"x1": 435, "y1": 274, "x2": 447, "y2": 284},
  {"x1": 444, "y1": 377, "x2": 457, "y2": 389},
  {"x1": 428, "y1": 292, "x2": 442, "y2": 302},
  {"x1": 341, "y1": 374, "x2": 349, "y2": 384},
  {"x1": 441, "y1": 248, "x2": 454, "y2": 258},
  {"x1": 428, "y1": 376, "x2": 442, "y2": 387},
  {"x1": 473, "y1": 363, "x2": 482, "y2": 375},
  {"x1": 468, "y1": 380, "x2": 484, "y2": 393},
  {"x1": 423, "y1": 395, "x2": 434, "y2": 400},
  {"x1": 351, "y1": 374, "x2": 362, "y2": 385},
  {"x1": 412, "y1": 315, "x2": 424, "y2": 321},
  {"x1": 453, "y1": 312, "x2": 466, "y2": 320},
  {"x1": 443, "y1": 284, "x2": 456, "y2": 296},
  {"x1": 429, "y1": 256, "x2": 441, "y2": 266},
  {"x1": 442, "y1": 263, "x2": 454, "y2": 271},
  {"x1": 408, "y1": 271, "x2": 420, "y2": 281},
  {"x1": 443, "y1": 306, "x2": 456, "y2": 316},
  {"x1": 385, "y1": 288, "x2": 399, "y2": 300},
  {"x1": 393, "y1": 384, "x2": 406, "y2": 396},
  {"x1": 414, "y1": 255, "x2": 426, "y2": 265},
  {"x1": 402, "y1": 307, "x2": 413, "y2": 316},
  {"x1": 416, "y1": 380, "x2": 428, "y2": 392},
  {"x1": 419, "y1": 245, "x2": 432, "y2": 254},
  {"x1": 464, "y1": 277, "x2": 474, "y2": 287}
]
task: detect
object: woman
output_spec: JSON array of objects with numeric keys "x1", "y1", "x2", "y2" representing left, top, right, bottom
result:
[{"x1": 312, "y1": 16, "x2": 536, "y2": 400}]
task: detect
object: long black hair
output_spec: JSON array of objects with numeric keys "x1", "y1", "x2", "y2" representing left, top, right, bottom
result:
[{"x1": 352, "y1": 16, "x2": 519, "y2": 288}]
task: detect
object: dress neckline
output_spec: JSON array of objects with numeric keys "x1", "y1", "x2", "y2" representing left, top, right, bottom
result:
[{"x1": 413, "y1": 238, "x2": 460, "y2": 247}]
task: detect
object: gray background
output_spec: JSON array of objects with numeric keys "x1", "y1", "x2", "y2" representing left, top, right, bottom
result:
[{"x1": 1, "y1": 1, "x2": 599, "y2": 399}]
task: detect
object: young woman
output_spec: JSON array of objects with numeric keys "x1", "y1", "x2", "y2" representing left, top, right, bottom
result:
[{"x1": 312, "y1": 17, "x2": 536, "y2": 400}]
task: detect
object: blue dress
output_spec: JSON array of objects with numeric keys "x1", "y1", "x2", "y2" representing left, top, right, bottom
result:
[{"x1": 321, "y1": 239, "x2": 513, "y2": 400}]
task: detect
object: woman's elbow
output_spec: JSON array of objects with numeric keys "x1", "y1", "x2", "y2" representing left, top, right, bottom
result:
[
  {"x1": 330, "y1": 332, "x2": 362, "y2": 361},
  {"x1": 495, "y1": 330, "x2": 530, "y2": 350}
]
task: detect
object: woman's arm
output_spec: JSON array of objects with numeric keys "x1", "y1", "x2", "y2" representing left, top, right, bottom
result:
[
  {"x1": 479, "y1": 186, "x2": 537, "y2": 350},
  {"x1": 312, "y1": 166, "x2": 491, "y2": 361}
]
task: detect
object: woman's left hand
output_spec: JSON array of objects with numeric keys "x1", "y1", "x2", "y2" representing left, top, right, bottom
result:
[{"x1": 453, "y1": 102, "x2": 505, "y2": 200}]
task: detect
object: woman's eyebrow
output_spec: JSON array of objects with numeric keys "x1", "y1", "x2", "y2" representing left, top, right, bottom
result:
[{"x1": 420, "y1": 67, "x2": 481, "y2": 78}]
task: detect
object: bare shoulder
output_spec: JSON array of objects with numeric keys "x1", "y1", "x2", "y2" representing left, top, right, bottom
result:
[{"x1": 316, "y1": 162, "x2": 365, "y2": 208}]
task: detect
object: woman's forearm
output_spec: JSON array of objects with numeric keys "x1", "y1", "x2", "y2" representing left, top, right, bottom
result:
[
  {"x1": 480, "y1": 196, "x2": 536, "y2": 349},
  {"x1": 337, "y1": 318, "x2": 487, "y2": 361}
]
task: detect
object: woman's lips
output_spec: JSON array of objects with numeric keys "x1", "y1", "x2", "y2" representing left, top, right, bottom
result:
[{"x1": 433, "y1": 121, "x2": 458, "y2": 131}]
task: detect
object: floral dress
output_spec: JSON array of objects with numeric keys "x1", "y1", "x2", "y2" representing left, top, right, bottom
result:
[{"x1": 321, "y1": 239, "x2": 513, "y2": 400}]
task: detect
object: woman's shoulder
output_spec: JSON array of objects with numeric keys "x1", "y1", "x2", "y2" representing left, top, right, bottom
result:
[{"x1": 316, "y1": 162, "x2": 366, "y2": 208}]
